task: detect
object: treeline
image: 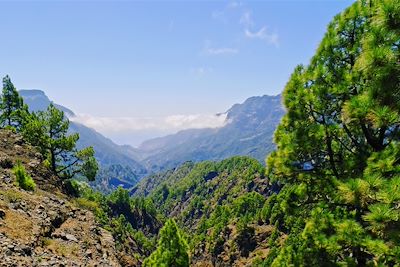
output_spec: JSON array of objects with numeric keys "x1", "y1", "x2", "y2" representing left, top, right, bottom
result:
[{"x1": 0, "y1": 75, "x2": 98, "y2": 182}]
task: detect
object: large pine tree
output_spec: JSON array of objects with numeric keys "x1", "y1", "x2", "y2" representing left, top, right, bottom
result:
[{"x1": 264, "y1": 0, "x2": 400, "y2": 265}]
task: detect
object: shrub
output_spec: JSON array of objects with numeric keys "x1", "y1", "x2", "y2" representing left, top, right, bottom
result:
[
  {"x1": 13, "y1": 161, "x2": 36, "y2": 191},
  {"x1": 63, "y1": 179, "x2": 81, "y2": 197}
]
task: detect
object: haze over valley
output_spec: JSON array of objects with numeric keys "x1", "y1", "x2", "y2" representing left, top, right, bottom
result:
[{"x1": 0, "y1": 1, "x2": 398, "y2": 266}]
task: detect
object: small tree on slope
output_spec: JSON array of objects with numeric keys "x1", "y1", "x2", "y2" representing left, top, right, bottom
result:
[
  {"x1": 143, "y1": 219, "x2": 189, "y2": 267},
  {"x1": 22, "y1": 103, "x2": 98, "y2": 181}
]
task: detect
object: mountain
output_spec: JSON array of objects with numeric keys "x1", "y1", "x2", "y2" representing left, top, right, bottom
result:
[
  {"x1": 136, "y1": 94, "x2": 284, "y2": 172},
  {"x1": 19, "y1": 90, "x2": 147, "y2": 192},
  {"x1": 19, "y1": 90, "x2": 75, "y2": 116},
  {"x1": 19, "y1": 90, "x2": 285, "y2": 190}
]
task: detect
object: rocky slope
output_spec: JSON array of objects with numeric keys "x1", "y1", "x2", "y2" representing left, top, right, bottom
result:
[{"x1": 0, "y1": 130, "x2": 121, "y2": 266}]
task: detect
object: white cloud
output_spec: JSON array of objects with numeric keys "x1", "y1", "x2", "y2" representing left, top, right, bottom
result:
[
  {"x1": 240, "y1": 11, "x2": 279, "y2": 46},
  {"x1": 245, "y1": 27, "x2": 279, "y2": 46},
  {"x1": 205, "y1": 47, "x2": 239, "y2": 55},
  {"x1": 70, "y1": 113, "x2": 227, "y2": 134},
  {"x1": 203, "y1": 40, "x2": 239, "y2": 56}
]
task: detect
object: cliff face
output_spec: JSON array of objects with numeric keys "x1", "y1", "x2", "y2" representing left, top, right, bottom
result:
[{"x1": 0, "y1": 130, "x2": 121, "y2": 267}]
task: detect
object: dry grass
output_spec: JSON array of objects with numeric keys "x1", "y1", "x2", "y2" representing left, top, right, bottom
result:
[
  {"x1": 44, "y1": 238, "x2": 80, "y2": 257},
  {"x1": 73, "y1": 197, "x2": 99, "y2": 211},
  {"x1": 0, "y1": 189, "x2": 25, "y2": 203},
  {"x1": 0, "y1": 208, "x2": 33, "y2": 242}
]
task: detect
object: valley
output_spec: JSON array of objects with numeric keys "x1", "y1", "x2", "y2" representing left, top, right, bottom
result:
[
  {"x1": 20, "y1": 90, "x2": 284, "y2": 192},
  {"x1": 0, "y1": 0, "x2": 399, "y2": 266}
]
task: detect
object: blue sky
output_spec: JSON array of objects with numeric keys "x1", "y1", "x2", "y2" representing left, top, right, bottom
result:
[{"x1": 0, "y1": 0, "x2": 354, "y2": 145}]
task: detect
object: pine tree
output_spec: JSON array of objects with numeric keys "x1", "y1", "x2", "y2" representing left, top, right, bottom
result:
[
  {"x1": 264, "y1": 0, "x2": 400, "y2": 265},
  {"x1": 143, "y1": 219, "x2": 189, "y2": 267},
  {"x1": 22, "y1": 104, "x2": 98, "y2": 181},
  {"x1": 0, "y1": 75, "x2": 29, "y2": 128}
]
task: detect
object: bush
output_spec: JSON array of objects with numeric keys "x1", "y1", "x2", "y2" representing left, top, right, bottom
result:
[
  {"x1": 13, "y1": 161, "x2": 36, "y2": 191},
  {"x1": 63, "y1": 179, "x2": 81, "y2": 197}
]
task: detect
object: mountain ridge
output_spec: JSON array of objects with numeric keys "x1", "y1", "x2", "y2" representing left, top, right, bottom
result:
[
  {"x1": 19, "y1": 89, "x2": 285, "y2": 189},
  {"x1": 136, "y1": 94, "x2": 284, "y2": 172}
]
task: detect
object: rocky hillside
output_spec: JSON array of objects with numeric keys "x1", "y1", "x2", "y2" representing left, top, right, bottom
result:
[{"x1": 0, "y1": 129, "x2": 120, "y2": 266}]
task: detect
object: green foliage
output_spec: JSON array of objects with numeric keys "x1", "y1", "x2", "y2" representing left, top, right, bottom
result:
[
  {"x1": 0, "y1": 75, "x2": 98, "y2": 184},
  {"x1": 143, "y1": 219, "x2": 189, "y2": 267},
  {"x1": 0, "y1": 75, "x2": 29, "y2": 129},
  {"x1": 69, "y1": 182, "x2": 159, "y2": 259},
  {"x1": 264, "y1": 0, "x2": 400, "y2": 265},
  {"x1": 131, "y1": 156, "x2": 273, "y2": 265},
  {"x1": 232, "y1": 192, "x2": 265, "y2": 218},
  {"x1": 21, "y1": 104, "x2": 98, "y2": 181},
  {"x1": 13, "y1": 161, "x2": 36, "y2": 191}
]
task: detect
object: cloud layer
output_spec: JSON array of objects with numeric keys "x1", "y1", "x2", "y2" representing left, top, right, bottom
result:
[
  {"x1": 70, "y1": 113, "x2": 227, "y2": 134},
  {"x1": 240, "y1": 10, "x2": 279, "y2": 46}
]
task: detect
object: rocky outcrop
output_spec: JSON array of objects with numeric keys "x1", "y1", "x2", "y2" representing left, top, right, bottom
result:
[{"x1": 0, "y1": 130, "x2": 121, "y2": 266}]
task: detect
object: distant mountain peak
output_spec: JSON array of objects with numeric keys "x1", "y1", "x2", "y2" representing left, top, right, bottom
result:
[
  {"x1": 19, "y1": 89, "x2": 47, "y2": 96},
  {"x1": 225, "y1": 94, "x2": 283, "y2": 125},
  {"x1": 135, "y1": 94, "x2": 285, "y2": 172},
  {"x1": 19, "y1": 89, "x2": 75, "y2": 116}
]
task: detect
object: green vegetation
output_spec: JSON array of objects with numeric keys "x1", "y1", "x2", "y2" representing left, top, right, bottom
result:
[
  {"x1": 22, "y1": 104, "x2": 98, "y2": 181},
  {"x1": 0, "y1": 75, "x2": 28, "y2": 129},
  {"x1": 263, "y1": 0, "x2": 400, "y2": 265},
  {"x1": 68, "y1": 156, "x2": 268, "y2": 264},
  {"x1": 71, "y1": 182, "x2": 160, "y2": 261},
  {"x1": 133, "y1": 156, "x2": 270, "y2": 263},
  {"x1": 0, "y1": 76, "x2": 98, "y2": 183},
  {"x1": 1, "y1": 1, "x2": 398, "y2": 266},
  {"x1": 143, "y1": 219, "x2": 189, "y2": 267},
  {"x1": 13, "y1": 161, "x2": 36, "y2": 191},
  {"x1": 129, "y1": 1, "x2": 400, "y2": 265}
]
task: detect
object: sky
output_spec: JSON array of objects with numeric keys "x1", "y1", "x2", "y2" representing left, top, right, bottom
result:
[{"x1": 0, "y1": 0, "x2": 354, "y2": 146}]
